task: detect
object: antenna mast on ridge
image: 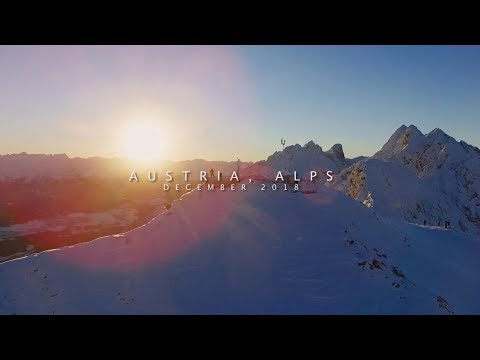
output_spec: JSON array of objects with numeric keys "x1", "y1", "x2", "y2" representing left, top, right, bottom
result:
[{"x1": 281, "y1": 138, "x2": 286, "y2": 172}]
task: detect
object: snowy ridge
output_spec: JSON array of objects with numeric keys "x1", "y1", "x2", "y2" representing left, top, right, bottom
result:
[{"x1": 1, "y1": 183, "x2": 480, "y2": 314}]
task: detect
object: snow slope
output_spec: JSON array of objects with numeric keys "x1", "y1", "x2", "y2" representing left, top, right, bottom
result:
[{"x1": 0, "y1": 182, "x2": 479, "y2": 314}]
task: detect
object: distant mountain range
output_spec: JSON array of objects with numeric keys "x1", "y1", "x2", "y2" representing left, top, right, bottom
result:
[
  {"x1": 0, "y1": 153, "x2": 244, "y2": 180},
  {"x1": 2, "y1": 125, "x2": 479, "y2": 236}
]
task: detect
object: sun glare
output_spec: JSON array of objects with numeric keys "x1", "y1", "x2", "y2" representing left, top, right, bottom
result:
[{"x1": 121, "y1": 121, "x2": 168, "y2": 163}]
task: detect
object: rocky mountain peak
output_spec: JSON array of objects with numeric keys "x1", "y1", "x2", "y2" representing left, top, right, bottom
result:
[
  {"x1": 326, "y1": 143, "x2": 345, "y2": 161},
  {"x1": 303, "y1": 140, "x2": 323, "y2": 153}
]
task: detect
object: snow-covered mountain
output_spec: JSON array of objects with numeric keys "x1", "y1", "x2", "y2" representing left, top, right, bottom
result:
[
  {"x1": 329, "y1": 125, "x2": 480, "y2": 236},
  {"x1": 1, "y1": 182, "x2": 478, "y2": 314},
  {"x1": 242, "y1": 141, "x2": 351, "y2": 181}
]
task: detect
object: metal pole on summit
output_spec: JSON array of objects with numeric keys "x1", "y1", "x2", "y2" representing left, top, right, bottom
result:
[{"x1": 281, "y1": 138, "x2": 286, "y2": 172}]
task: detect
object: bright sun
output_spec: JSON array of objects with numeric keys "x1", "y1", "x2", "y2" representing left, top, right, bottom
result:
[{"x1": 121, "y1": 122, "x2": 167, "y2": 162}]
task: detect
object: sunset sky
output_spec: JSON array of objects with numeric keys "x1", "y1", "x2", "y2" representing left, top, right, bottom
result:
[{"x1": 1, "y1": 45, "x2": 480, "y2": 161}]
